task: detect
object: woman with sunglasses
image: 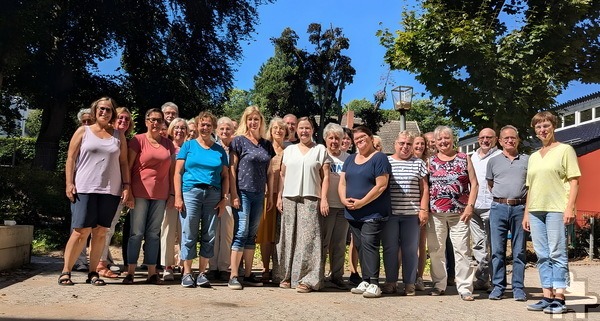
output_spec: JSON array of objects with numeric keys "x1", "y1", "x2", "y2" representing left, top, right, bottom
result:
[
  {"x1": 123, "y1": 108, "x2": 176, "y2": 284},
  {"x1": 59, "y1": 97, "x2": 130, "y2": 286}
]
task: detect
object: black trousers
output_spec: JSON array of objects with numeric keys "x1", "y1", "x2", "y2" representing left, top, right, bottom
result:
[{"x1": 348, "y1": 219, "x2": 385, "y2": 284}]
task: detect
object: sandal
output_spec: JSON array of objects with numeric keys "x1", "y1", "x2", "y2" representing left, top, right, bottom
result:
[
  {"x1": 97, "y1": 268, "x2": 119, "y2": 278},
  {"x1": 279, "y1": 280, "x2": 291, "y2": 289},
  {"x1": 58, "y1": 272, "x2": 74, "y2": 286},
  {"x1": 122, "y1": 274, "x2": 134, "y2": 284},
  {"x1": 86, "y1": 272, "x2": 106, "y2": 286},
  {"x1": 296, "y1": 283, "x2": 312, "y2": 293},
  {"x1": 460, "y1": 292, "x2": 475, "y2": 301},
  {"x1": 146, "y1": 274, "x2": 163, "y2": 285}
]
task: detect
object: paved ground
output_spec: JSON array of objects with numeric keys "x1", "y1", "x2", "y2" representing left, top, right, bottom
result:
[{"x1": 0, "y1": 254, "x2": 599, "y2": 321}]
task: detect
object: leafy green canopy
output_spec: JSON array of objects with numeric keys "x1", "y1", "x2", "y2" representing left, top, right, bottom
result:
[
  {"x1": 0, "y1": 0, "x2": 272, "y2": 170},
  {"x1": 380, "y1": 0, "x2": 600, "y2": 135}
]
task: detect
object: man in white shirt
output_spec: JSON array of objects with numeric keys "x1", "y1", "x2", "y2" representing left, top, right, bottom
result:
[{"x1": 470, "y1": 127, "x2": 501, "y2": 291}]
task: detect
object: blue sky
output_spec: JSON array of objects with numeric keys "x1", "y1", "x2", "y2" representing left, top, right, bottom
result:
[{"x1": 232, "y1": 0, "x2": 600, "y2": 109}]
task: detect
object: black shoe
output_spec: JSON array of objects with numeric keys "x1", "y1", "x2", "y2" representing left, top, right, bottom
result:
[
  {"x1": 243, "y1": 274, "x2": 263, "y2": 287},
  {"x1": 219, "y1": 270, "x2": 231, "y2": 282},
  {"x1": 349, "y1": 272, "x2": 362, "y2": 286}
]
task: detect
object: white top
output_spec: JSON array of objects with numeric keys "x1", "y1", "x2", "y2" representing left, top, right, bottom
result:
[
  {"x1": 471, "y1": 147, "x2": 501, "y2": 209},
  {"x1": 282, "y1": 143, "x2": 330, "y2": 198},
  {"x1": 388, "y1": 156, "x2": 427, "y2": 215},
  {"x1": 75, "y1": 126, "x2": 122, "y2": 196},
  {"x1": 326, "y1": 151, "x2": 349, "y2": 208}
]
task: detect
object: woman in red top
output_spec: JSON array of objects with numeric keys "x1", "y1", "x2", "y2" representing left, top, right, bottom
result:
[{"x1": 123, "y1": 108, "x2": 176, "y2": 284}]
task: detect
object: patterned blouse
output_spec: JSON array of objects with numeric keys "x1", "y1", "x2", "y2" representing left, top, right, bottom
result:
[{"x1": 428, "y1": 152, "x2": 470, "y2": 213}]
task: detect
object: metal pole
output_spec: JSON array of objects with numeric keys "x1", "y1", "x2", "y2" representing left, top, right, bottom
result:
[
  {"x1": 400, "y1": 110, "x2": 406, "y2": 131},
  {"x1": 590, "y1": 217, "x2": 595, "y2": 259}
]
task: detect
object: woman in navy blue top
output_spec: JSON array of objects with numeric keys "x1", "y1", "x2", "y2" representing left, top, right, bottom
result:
[
  {"x1": 338, "y1": 126, "x2": 391, "y2": 298},
  {"x1": 227, "y1": 106, "x2": 275, "y2": 290}
]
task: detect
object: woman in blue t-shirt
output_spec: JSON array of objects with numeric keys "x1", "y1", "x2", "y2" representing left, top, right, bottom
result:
[
  {"x1": 338, "y1": 126, "x2": 391, "y2": 298},
  {"x1": 227, "y1": 106, "x2": 275, "y2": 290},
  {"x1": 174, "y1": 111, "x2": 229, "y2": 288}
]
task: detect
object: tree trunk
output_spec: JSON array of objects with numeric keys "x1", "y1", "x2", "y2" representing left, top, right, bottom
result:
[{"x1": 33, "y1": 97, "x2": 67, "y2": 171}]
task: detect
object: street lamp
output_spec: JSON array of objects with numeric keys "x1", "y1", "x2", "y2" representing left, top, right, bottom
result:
[{"x1": 391, "y1": 85, "x2": 413, "y2": 131}]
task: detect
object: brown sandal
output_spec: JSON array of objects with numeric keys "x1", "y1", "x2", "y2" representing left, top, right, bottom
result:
[
  {"x1": 279, "y1": 280, "x2": 291, "y2": 289},
  {"x1": 296, "y1": 283, "x2": 312, "y2": 293}
]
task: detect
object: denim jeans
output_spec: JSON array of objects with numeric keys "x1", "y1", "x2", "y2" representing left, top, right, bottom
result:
[
  {"x1": 348, "y1": 218, "x2": 385, "y2": 284},
  {"x1": 529, "y1": 211, "x2": 570, "y2": 289},
  {"x1": 382, "y1": 215, "x2": 419, "y2": 284},
  {"x1": 489, "y1": 202, "x2": 527, "y2": 291},
  {"x1": 127, "y1": 198, "x2": 166, "y2": 265},
  {"x1": 180, "y1": 186, "x2": 221, "y2": 260},
  {"x1": 231, "y1": 191, "x2": 264, "y2": 251}
]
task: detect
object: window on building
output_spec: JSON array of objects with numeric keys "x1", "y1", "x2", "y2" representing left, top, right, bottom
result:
[
  {"x1": 563, "y1": 113, "x2": 575, "y2": 127},
  {"x1": 595, "y1": 107, "x2": 600, "y2": 119},
  {"x1": 580, "y1": 108, "x2": 593, "y2": 123}
]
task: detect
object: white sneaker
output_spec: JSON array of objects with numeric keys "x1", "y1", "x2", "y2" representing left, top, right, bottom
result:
[
  {"x1": 351, "y1": 281, "x2": 370, "y2": 294},
  {"x1": 363, "y1": 284, "x2": 382, "y2": 298},
  {"x1": 415, "y1": 277, "x2": 425, "y2": 291},
  {"x1": 163, "y1": 268, "x2": 174, "y2": 281}
]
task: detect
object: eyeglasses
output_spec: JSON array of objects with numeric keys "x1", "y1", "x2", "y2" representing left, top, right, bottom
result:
[
  {"x1": 501, "y1": 136, "x2": 518, "y2": 141},
  {"x1": 478, "y1": 136, "x2": 495, "y2": 140},
  {"x1": 118, "y1": 115, "x2": 130, "y2": 122},
  {"x1": 396, "y1": 141, "x2": 412, "y2": 146},
  {"x1": 81, "y1": 119, "x2": 93, "y2": 125},
  {"x1": 173, "y1": 126, "x2": 187, "y2": 130},
  {"x1": 98, "y1": 107, "x2": 112, "y2": 113},
  {"x1": 146, "y1": 118, "x2": 163, "y2": 123}
]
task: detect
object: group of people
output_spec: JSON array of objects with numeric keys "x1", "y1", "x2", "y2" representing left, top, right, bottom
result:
[{"x1": 59, "y1": 97, "x2": 580, "y2": 314}]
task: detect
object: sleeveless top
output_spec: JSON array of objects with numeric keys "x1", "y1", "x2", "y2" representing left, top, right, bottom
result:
[
  {"x1": 74, "y1": 126, "x2": 122, "y2": 196},
  {"x1": 428, "y1": 152, "x2": 470, "y2": 213}
]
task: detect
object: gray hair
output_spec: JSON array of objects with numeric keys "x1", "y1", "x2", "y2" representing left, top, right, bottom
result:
[
  {"x1": 323, "y1": 123, "x2": 344, "y2": 140},
  {"x1": 500, "y1": 125, "x2": 519, "y2": 136},
  {"x1": 396, "y1": 130, "x2": 416, "y2": 141},
  {"x1": 433, "y1": 125, "x2": 455, "y2": 142},
  {"x1": 161, "y1": 102, "x2": 179, "y2": 113},
  {"x1": 77, "y1": 108, "x2": 91, "y2": 122}
]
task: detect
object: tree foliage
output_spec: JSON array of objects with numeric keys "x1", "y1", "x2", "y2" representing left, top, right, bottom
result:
[
  {"x1": 381, "y1": 99, "x2": 458, "y2": 134},
  {"x1": 223, "y1": 88, "x2": 253, "y2": 122},
  {"x1": 1, "y1": 0, "x2": 271, "y2": 170},
  {"x1": 252, "y1": 23, "x2": 355, "y2": 139},
  {"x1": 380, "y1": 0, "x2": 600, "y2": 136},
  {"x1": 253, "y1": 28, "x2": 316, "y2": 118}
]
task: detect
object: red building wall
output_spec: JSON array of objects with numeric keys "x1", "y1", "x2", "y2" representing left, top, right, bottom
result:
[{"x1": 576, "y1": 148, "x2": 600, "y2": 227}]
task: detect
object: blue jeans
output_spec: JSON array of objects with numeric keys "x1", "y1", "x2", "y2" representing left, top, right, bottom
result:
[
  {"x1": 180, "y1": 186, "x2": 221, "y2": 260},
  {"x1": 231, "y1": 191, "x2": 264, "y2": 251},
  {"x1": 382, "y1": 215, "x2": 419, "y2": 284},
  {"x1": 489, "y1": 202, "x2": 527, "y2": 291},
  {"x1": 529, "y1": 211, "x2": 570, "y2": 289},
  {"x1": 127, "y1": 198, "x2": 166, "y2": 265}
]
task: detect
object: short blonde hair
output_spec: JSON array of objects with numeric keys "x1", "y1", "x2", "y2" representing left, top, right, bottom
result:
[
  {"x1": 266, "y1": 117, "x2": 287, "y2": 141},
  {"x1": 531, "y1": 111, "x2": 558, "y2": 128}
]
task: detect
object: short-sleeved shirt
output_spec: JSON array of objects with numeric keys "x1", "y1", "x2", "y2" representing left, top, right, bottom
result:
[
  {"x1": 472, "y1": 147, "x2": 501, "y2": 209},
  {"x1": 388, "y1": 156, "x2": 428, "y2": 215},
  {"x1": 486, "y1": 152, "x2": 529, "y2": 199},
  {"x1": 429, "y1": 152, "x2": 470, "y2": 213},
  {"x1": 327, "y1": 151, "x2": 349, "y2": 208},
  {"x1": 230, "y1": 135, "x2": 275, "y2": 194},
  {"x1": 342, "y1": 152, "x2": 392, "y2": 221},
  {"x1": 129, "y1": 134, "x2": 176, "y2": 200},
  {"x1": 526, "y1": 143, "x2": 581, "y2": 212},
  {"x1": 282, "y1": 143, "x2": 331, "y2": 198},
  {"x1": 177, "y1": 139, "x2": 229, "y2": 192}
]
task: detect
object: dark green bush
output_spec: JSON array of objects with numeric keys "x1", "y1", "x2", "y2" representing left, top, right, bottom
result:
[
  {"x1": 0, "y1": 137, "x2": 36, "y2": 166},
  {"x1": 0, "y1": 166, "x2": 70, "y2": 249}
]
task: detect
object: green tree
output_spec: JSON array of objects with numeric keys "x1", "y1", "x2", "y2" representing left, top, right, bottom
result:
[
  {"x1": 1, "y1": 0, "x2": 272, "y2": 170},
  {"x1": 253, "y1": 28, "x2": 316, "y2": 119},
  {"x1": 381, "y1": 99, "x2": 458, "y2": 134},
  {"x1": 223, "y1": 89, "x2": 252, "y2": 122},
  {"x1": 24, "y1": 109, "x2": 43, "y2": 137},
  {"x1": 380, "y1": 0, "x2": 600, "y2": 136},
  {"x1": 253, "y1": 24, "x2": 355, "y2": 140}
]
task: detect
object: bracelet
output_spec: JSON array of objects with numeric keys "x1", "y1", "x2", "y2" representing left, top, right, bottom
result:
[
  {"x1": 170, "y1": 193, "x2": 175, "y2": 196},
  {"x1": 419, "y1": 208, "x2": 428, "y2": 212}
]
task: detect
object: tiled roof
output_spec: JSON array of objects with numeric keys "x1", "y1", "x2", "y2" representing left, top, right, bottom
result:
[{"x1": 377, "y1": 120, "x2": 420, "y2": 154}]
